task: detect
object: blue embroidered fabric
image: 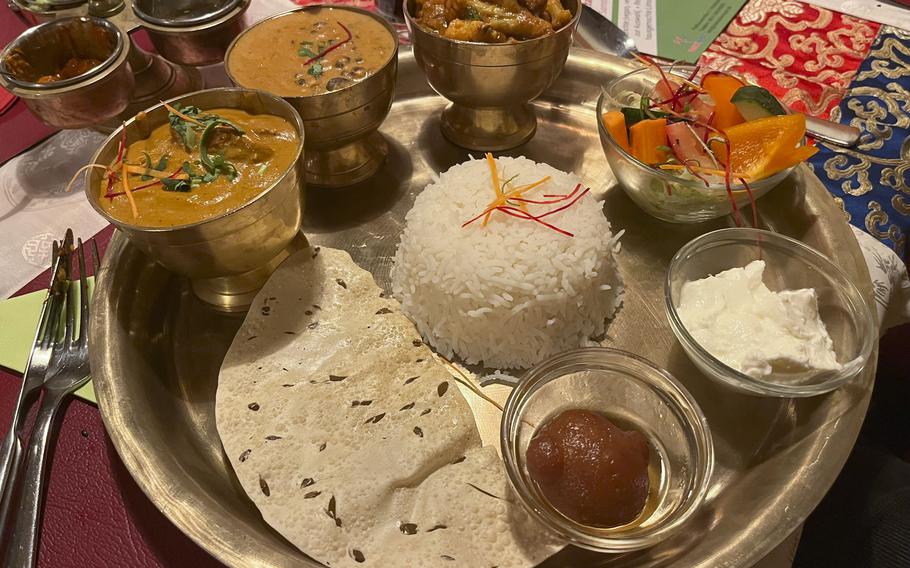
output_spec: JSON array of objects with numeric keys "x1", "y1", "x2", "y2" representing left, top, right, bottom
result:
[{"x1": 808, "y1": 25, "x2": 910, "y2": 261}]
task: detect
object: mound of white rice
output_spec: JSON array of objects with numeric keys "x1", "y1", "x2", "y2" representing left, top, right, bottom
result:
[{"x1": 391, "y1": 156, "x2": 624, "y2": 369}]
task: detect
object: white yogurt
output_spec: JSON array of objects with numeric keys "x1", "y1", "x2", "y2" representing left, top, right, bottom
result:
[{"x1": 676, "y1": 260, "x2": 842, "y2": 378}]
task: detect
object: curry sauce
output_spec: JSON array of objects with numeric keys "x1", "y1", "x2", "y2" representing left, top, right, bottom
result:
[
  {"x1": 98, "y1": 107, "x2": 299, "y2": 228},
  {"x1": 227, "y1": 8, "x2": 396, "y2": 97}
]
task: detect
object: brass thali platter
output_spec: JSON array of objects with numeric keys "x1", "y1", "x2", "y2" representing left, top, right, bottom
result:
[{"x1": 89, "y1": 48, "x2": 877, "y2": 568}]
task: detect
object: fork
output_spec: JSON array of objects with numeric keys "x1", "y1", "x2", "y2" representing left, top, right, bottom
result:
[
  {"x1": 0, "y1": 233, "x2": 71, "y2": 536},
  {"x1": 5, "y1": 234, "x2": 98, "y2": 568}
]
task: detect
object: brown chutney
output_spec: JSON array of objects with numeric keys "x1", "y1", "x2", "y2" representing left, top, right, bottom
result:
[{"x1": 227, "y1": 8, "x2": 396, "y2": 97}]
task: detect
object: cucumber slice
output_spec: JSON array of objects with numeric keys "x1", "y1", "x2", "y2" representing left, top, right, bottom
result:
[{"x1": 731, "y1": 85, "x2": 787, "y2": 120}]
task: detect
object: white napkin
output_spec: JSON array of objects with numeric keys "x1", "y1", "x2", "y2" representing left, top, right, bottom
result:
[
  {"x1": 0, "y1": 128, "x2": 109, "y2": 299},
  {"x1": 852, "y1": 226, "x2": 910, "y2": 332}
]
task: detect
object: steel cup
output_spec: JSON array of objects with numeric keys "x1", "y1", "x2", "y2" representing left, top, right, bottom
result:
[
  {"x1": 85, "y1": 88, "x2": 306, "y2": 311},
  {"x1": 0, "y1": 16, "x2": 134, "y2": 129},
  {"x1": 404, "y1": 0, "x2": 580, "y2": 151},
  {"x1": 225, "y1": 6, "x2": 399, "y2": 188},
  {"x1": 132, "y1": 0, "x2": 251, "y2": 67}
]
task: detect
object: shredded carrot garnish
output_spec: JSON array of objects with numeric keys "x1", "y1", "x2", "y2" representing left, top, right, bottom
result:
[
  {"x1": 65, "y1": 164, "x2": 111, "y2": 194},
  {"x1": 162, "y1": 102, "x2": 205, "y2": 127},
  {"x1": 106, "y1": 166, "x2": 185, "y2": 199},
  {"x1": 463, "y1": 155, "x2": 584, "y2": 236},
  {"x1": 124, "y1": 165, "x2": 189, "y2": 179},
  {"x1": 479, "y1": 175, "x2": 552, "y2": 226},
  {"x1": 121, "y1": 162, "x2": 139, "y2": 219},
  {"x1": 115, "y1": 124, "x2": 127, "y2": 165},
  {"x1": 486, "y1": 153, "x2": 501, "y2": 197},
  {"x1": 482, "y1": 153, "x2": 502, "y2": 226}
]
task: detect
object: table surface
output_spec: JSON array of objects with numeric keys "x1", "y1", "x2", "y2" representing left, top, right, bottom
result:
[{"x1": 1, "y1": 0, "x2": 908, "y2": 567}]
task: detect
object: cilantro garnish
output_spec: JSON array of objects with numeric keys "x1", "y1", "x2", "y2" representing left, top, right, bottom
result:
[
  {"x1": 139, "y1": 152, "x2": 169, "y2": 180},
  {"x1": 308, "y1": 63, "x2": 324, "y2": 78},
  {"x1": 165, "y1": 104, "x2": 246, "y2": 190},
  {"x1": 298, "y1": 41, "x2": 318, "y2": 58}
]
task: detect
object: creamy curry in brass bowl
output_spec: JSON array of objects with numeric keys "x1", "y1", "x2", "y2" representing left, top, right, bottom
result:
[
  {"x1": 86, "y1": 105, "x2": 299, "y2": 228},
  {"x1": 227, "y1": 8, "x2": 396, "y2": 97},
  {"x1": 414, "y1": 0, "x2": 572, "y2": 42}
]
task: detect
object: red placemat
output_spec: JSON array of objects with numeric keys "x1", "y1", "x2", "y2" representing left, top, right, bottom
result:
[
  {"x1": 697, "y1": 0, "x2": 880, "y2": 119},
  {"x1": 0, "y1": 225, "x2": 224, "y2": 568}
]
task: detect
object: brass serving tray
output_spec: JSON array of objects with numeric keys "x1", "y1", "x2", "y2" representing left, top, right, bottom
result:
[{"x1": 90, "y1": 48, "x2": 877, "y2": 568}]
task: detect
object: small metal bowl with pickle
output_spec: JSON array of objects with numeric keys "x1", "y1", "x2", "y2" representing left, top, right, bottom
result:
[
  {"x1": 501, "y1": 347, "x2": 714, "y2": 553},
  {"x1": 405, "y1": 0, "x2": 581, "y2": 151},
  {"x1": 0, "y1": 16, "x2": 133, "y2": 129},
  {"x1": 225, "y1": 6, "x2": 399, "y2": 188}
]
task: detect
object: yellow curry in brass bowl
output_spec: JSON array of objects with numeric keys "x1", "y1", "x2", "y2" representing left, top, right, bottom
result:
[
  {"x1": 414, "y1": 0, "x2": 572, "y2": 42},
  {"x1": 227, "y1": 8, "x2": 396, "y2": 97},
  {"x1": 88, "y1": 105, "x2": 299, "y2": 228}
]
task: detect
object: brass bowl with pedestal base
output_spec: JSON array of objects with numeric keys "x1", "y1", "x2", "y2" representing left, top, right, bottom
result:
[
  {"x1": 224, "y1": 6, "x2": 399, "y2": 188},
  {"x1": 0, "y1": 16, "x2": 134, "y2": 129},
  {"x1": 404, "y1": 0, "x2": 580, "y2": 151},
  {"x1": 85, "y1": 88, "x2": 306, "y2": 312}
]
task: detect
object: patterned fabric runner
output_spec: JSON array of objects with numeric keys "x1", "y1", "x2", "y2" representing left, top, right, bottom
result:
[
  {"x1": 698, "y1": 0, "x2": 879, "y2": 120},
  {"x1": 693, "y1": 0, "x2": 909, "y2": 326},
  {"x1": 808, "y1": 26, "x2": 910, "y2": 261}
]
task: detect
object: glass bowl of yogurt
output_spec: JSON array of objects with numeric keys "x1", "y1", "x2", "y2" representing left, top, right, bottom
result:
[{"x1": 665, "y1": 228, "x2": 875, "y2": 397}]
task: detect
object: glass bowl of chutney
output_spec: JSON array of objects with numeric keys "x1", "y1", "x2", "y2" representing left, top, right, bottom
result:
[{"x1": 500, "y1": 347, "x2": 714, "y2": 552}]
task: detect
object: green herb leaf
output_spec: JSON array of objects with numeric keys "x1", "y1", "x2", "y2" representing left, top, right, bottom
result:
[
  {"x1": 656, "y1": 145, "x2": 673, "y2": 153},
  {"x1": 199, "y1": 119, "x2": 244, "y2": 180},
  {"x1": 465, "y1": 5, "x2": 481, "y2": 20},
  {"x1": 298, "y1": 41, "x2": 318, "y2": 58},
  {"x1": 138, "y1": 153, "x2": 170, "y2": 180},
  {"x1": 160, "y1": 177, "x2": 191, "y2": 192},
  {"x1": 308, "y1": 63, "x2": 324, "y2": 78}
]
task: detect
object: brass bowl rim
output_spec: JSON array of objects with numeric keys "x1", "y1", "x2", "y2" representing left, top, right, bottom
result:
[
  {"x1": 134, "y1": 0, "x2": 251, "y2": 33},
  {"x1": 0, "y1": 16, "x2": 125, "y2": 92},
  {"x1": 224, "y1": 5, "x2": 399, "y2": 101},
  {"x1": 403, "y1": 0, "x2": 581, "y2": 48},
  {"x1": 84, "y1": 87, "x2": 305, "y2": 234},
  {"x1": 9, "y1": 0, "x2": 84, "y2": 14},
  {"x1": 132, "y1": 0, "x2": 242, "y2": 28},
  {"x1": 596, "y1": 64, "x2": 792, "y2": 191}
]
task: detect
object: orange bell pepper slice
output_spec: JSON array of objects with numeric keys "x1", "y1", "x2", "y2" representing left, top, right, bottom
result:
[
  {"x1": 630, "y1": 118, "x2": 669, "y2": 165},
  {"x1": 602, "y1": 111, "x2": 630, "y2": 152},
  {"x1": 711, "y1": 114, "x2": 818, "y2": 180},
  {"x1": 702, "y1": 72, "x2": 746, "y2": 131}
]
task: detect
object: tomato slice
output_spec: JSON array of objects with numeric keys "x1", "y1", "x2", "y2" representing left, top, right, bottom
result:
[{"x1": 666, "y1": 121, "x2": 715, "y2": 169}]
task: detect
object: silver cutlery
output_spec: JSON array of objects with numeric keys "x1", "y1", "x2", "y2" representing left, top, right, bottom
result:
[
  {"x1": 0, "y1": 233, "x2": 71, "y2": 537},
  {"x1": 5, "y1": 231, "x2": 98, "y2": 568},
  {"x1": 576, "y1": 5, "x2": 861, "y2": 147}
]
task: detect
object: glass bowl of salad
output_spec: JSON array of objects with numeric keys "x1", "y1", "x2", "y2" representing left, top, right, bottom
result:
[{"x1": 597, "y1": 62, "x2": 816, "y2": 223}]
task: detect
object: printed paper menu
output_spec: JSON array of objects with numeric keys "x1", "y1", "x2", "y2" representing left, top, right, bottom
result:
[{"x1": 584, "y1": 0, "x2": 749, "y2": 62}]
